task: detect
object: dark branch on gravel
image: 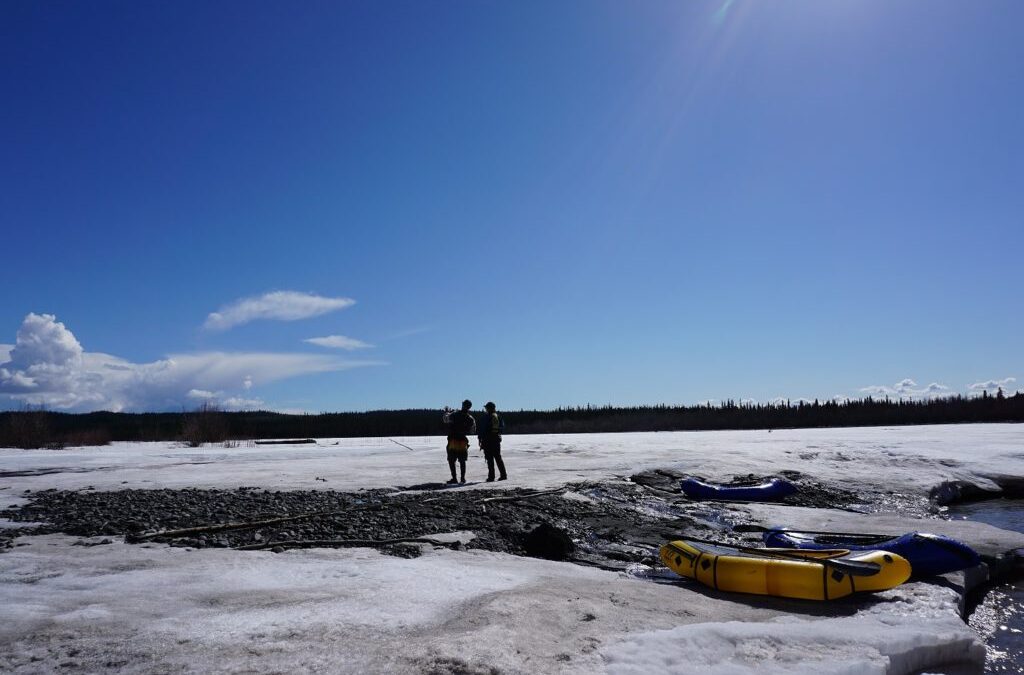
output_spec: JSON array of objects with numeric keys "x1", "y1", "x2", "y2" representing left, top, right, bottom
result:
[
  {"x1": 127, "y1": 510, "x2": 350, "y2": 542},
  {"x1": 237, "y1": 537, "x2": 459, "y2": 551},
  {"x1": 477, "y1": 488, "x2": 566, "y2": 503}
]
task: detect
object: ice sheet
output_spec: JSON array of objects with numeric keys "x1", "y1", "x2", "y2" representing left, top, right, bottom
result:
[
  {"x1": 2, "y1": 424, "x2": 1020, "y2": 672},
  {"x1": 1, "y1": 424, "x2": 1021, "y2": 497}
]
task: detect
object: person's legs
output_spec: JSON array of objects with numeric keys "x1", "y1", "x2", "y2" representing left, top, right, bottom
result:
[
  {"x1": 484, "y1": 449, "x2": 495, "y2": 481},
  {"x1": 446, "y1": 443, "x2": 459, "y2": 483},
  {"x1": 458, "y1": 458, "x2": 466, "y2": 483},
  {"x1": 493, "y1": 446, "x2": 507, "y2": 480}
]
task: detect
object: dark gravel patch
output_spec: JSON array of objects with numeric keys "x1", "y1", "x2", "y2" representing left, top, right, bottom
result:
[{"x1": 0, "y1": 471, "x2": 875, "y2": 566}]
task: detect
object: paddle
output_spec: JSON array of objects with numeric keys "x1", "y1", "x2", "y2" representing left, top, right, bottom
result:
[
  {"x1": 666, "y1": 537, "x2": 883, "y2": 577},
  {"x1": 732, "y1": 524, "x2": 894, "y2": 539},
  {"x1": 389, "y1": 438, "x2": 416, "y2": 451}
]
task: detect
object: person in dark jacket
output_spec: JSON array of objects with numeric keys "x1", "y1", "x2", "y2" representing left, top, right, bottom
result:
[
  {"x1": 477, "y1": 401, "x2": 507, "y2": 482},
  {"x1": 442, "y1": 399, "x2": 476, "y2": 484}
]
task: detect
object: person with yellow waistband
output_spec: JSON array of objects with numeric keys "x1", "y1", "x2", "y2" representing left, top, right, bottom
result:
[{"x1": 442, "y1": 399, "x2": 476, "y2": 484}]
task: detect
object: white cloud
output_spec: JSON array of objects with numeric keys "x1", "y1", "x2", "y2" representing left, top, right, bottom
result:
[
  {"x1": 187, "y1": 389, "x2": 217, "y2": 400},
  {"x1": 203, "y1": 291, "x2": 355, "y2": 331},
  {"x1": 968, "y1": 377, "x2": 1016, "y2": 394},
  {"x1": 304, "y1": 335, "x2": 374, "y2": 350},
  {"x1": 186, "y1": 388, "x2": 265, "y2": 411},
  {"x1": 0, "y1": 314, "x2": 385, "y2": 412},
  {"x1": 859, "y1": 378, "x2": 951, "y2": 401},
  {"x1": 221, "y1": 396, "x2": 265, "y2": 411}
]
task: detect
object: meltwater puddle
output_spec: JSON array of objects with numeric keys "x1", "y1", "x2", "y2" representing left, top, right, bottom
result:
[{"x1": 949, "y1": 498, "x2": 1024, "y2": 673}]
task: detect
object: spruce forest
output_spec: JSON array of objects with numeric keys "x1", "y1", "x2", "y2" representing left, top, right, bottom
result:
[{"x1": 1, "y1": 390, "x2": 1021, "y2": 449}]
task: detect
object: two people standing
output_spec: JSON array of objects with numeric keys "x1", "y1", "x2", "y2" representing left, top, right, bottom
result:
[{"x1": 442, "y1": 399, "x2": 507, "y2": 484}]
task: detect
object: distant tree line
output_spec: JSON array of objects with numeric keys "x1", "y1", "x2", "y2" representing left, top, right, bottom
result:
[{"x1": 1, "y1": 390, "x2": 1021, "y2": 449}]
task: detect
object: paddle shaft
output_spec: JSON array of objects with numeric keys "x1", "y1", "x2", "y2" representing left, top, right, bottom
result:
[
  {"x1": 673, "y1": 537, "x2": 882, "y2": 577},
  {"x1": 733, "y1": 524, "x2": 894, "y2": 538}
]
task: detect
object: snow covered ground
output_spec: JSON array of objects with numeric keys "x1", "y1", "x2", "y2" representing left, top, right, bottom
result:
[{"x1": 2, "y1": 424, "x2": 1023, "y2": 673}]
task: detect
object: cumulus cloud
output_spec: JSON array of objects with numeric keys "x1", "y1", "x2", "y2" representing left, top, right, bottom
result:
[
  {"x1": 0, "y1": 314, "x2": 384, "y2": 412},
  {"x1": 304, "y1": 335, "x2": 374, "y2": 350},
  {"x1": 968, "y1": 377, "x2": 1019, "y2": 397},
  {"x1": 187, "y1": 388, "x2": 265, "y2": 411},
  {"x1": 859, "y1": 378, "x2": 952, "y2": 400},
  {"x1": 761, "y1": 397, "x2": 814, "y2": 407},
  {"x1": 203, "y1": 291, "x2": 355, "y2": 331}
]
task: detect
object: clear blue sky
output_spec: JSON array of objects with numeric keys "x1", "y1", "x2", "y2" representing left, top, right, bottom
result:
[{"x1": 1, "y1": 1, "x2": 1021, "y2": 413}]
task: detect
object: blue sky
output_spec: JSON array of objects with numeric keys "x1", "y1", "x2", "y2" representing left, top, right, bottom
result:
[{"x1": 1, "y1": 1, "x2": 1021, "y2": 413}]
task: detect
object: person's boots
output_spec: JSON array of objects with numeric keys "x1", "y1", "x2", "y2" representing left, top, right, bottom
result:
[
  {"x1": 446, "y1": 476, "x2": 458, "y2": 484},
  {"x1": 496, "y1": 456, "x2": 507, "y2": 481}
]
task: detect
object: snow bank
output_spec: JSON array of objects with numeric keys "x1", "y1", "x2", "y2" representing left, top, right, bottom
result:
[
  {"x1": 602, "y1": 614, "x2": 981, "y2": 675},
  {"x1": 602, "y1": 582, "x2": 982, "y2": 674},
  {"x1": 0, "y1": 534, "x2": 985, "y2": 674},
  {"x1": 0, "y1": 534, "x2": 784, "y2": 673}
]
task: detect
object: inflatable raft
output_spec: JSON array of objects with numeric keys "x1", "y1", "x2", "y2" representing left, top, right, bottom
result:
[
  {"x1": 762, "y1": 528, "x2": 981, "y2": 577},
  {"x1": 660, "y1": 539, "x2": 911, "y2": 601},
  {"x1": 680, "y1": 477, "x2": 797, "y2": 502}
]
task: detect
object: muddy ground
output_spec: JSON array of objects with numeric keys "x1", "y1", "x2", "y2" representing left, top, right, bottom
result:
[{"x1": 0, "y1": 469, "x2": 920, "y2": 571}]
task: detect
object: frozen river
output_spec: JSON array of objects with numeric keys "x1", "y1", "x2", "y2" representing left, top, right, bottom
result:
[{"x1": 2, "y1": 424, "x2": 1023, "y2": 673}]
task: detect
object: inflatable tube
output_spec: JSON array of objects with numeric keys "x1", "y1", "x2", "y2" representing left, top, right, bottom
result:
[
  {"x1": 680, "y1": 477, "x2": 797, "y2": 502},
  {"x1": 762, "y1": 528, "x2": 981, "y2": 577},
  {"x1": 660, "y1": 539, "x2": 911, "y2": 601}
]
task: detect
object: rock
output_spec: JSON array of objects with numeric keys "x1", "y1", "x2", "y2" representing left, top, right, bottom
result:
[
  {"x1": 930, "y1": 480, "x2": 1001, "y2": 506},
  {"x1": 524, "y1": 522, "x2": 575, "y2": 561}
]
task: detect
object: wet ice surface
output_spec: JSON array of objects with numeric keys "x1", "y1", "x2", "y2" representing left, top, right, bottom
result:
[
  {"x1": 1, "y1": 424, "x2": 1023, "y2": 673},
  {"x1": 970, "y1": 582, "x2": 1024, "y2": 674},
  {"x1": 951, "y1": 499, "x2": 1024, "y2": 674}
]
